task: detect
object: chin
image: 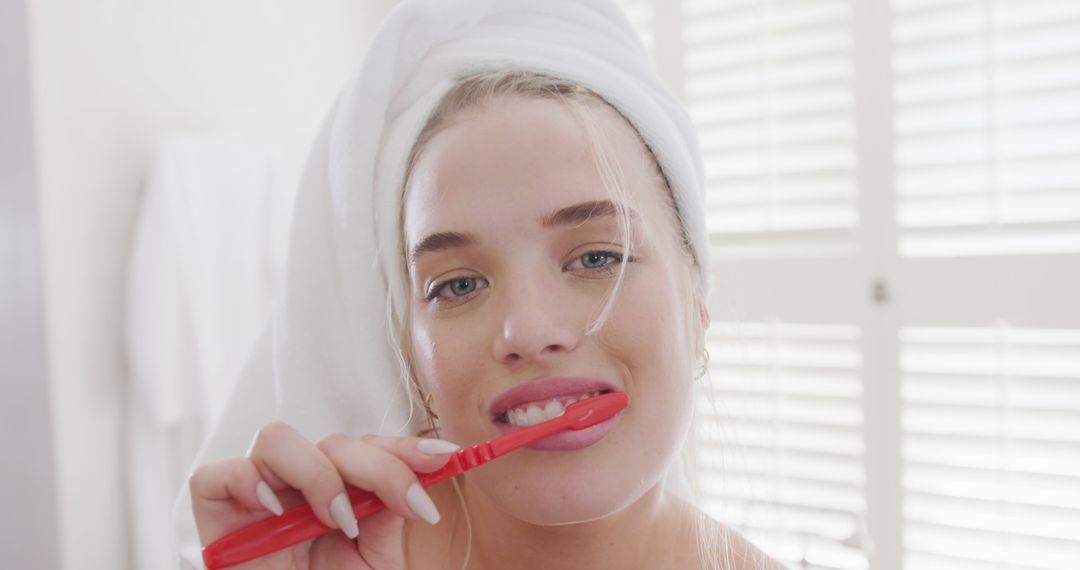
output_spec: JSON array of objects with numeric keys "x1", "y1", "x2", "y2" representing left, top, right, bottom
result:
[
  {"x1": 484, "y1": 450, "x2": 662, "y2": 526},
  {"x1": 507, "y1": 477, "x2": 641, "y2": 526}
]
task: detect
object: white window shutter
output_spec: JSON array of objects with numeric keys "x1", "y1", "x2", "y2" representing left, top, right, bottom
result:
[
  {"x1": 697, "y1": 321, "x2": 870, "y2": 569},
  {"x1": 893, "y1": 0, "x2": 1080, "y2": 257},
  {"x1": 893, "y1": 1, "x2": 1080, "y2": 568},
  {"x1": 683, "y1": 1, "x2": 869, "y2": 568},
  {"x1": 685, "y1": 0, "x2": 859, "y2": 259},
  {"x1": 614, "y1": 0, "x2": 872, "y2": 568},
  {"x1": 611, "y1": 2, "x2": 1080, "y2": 570},
  {"x1": 900, "y1": 324, "x2": 1080, "y2": 568}
]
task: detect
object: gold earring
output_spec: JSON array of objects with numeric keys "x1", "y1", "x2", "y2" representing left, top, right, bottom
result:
[
  {"x1": 422, "y1": 390, "x2": 440, "y2": 421},
  {"x1": 417, "y1": 388, "x2": 441, "y2": 438}
]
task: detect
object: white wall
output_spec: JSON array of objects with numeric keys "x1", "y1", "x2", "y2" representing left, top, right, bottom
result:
[{"x1": 28, "y1": 1, "x2": 397, "y2": 567}]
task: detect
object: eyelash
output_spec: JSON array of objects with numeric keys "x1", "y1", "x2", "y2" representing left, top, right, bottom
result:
[{"x1": 423, "y1": 249, "x2": 633, "y2": 305}]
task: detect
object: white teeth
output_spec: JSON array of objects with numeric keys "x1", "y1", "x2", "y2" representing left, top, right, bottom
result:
[{"x1": 503, "y1": 391, "x2": 608, "y2": 427}]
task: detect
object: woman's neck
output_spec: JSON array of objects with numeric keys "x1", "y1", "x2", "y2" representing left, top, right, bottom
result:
[{"x1": 408, "y1": 479, "x2": 700, "y2": 570}]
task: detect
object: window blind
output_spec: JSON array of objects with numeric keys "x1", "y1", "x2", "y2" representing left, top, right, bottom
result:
[
  {"x1": 901, "y1": 324, "x2": 1080, "y2": 569},
  {"x1": 611, "y1": 2, "x2": 1080, "y2": 570},
  {"x1": 892, "y1": 2, "x2": 1080, "y2": 568},
  {"x1": 679, "y1": 1, "x2": 870, "y2": 568},
  {"x1": 684, "y1": 0, "x2": 859, "y2": 259},
  {"x1": 893, "y1": 0, "x2": 1080, "y2": 257},
  {"x1": 614, "y1": 0, "x2": 871, "y2": 568},
  {"x1": 696, "y1": 321, "x2": 869, "y2": 569}
]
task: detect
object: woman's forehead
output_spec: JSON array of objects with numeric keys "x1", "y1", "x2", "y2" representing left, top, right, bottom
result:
[{"x1": 403, "y1": 96, "x2": 661, "y2": 241}]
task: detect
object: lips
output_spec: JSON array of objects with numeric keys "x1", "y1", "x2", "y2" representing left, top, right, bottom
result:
[{"x1": 489, "y1": 376, "x2": 617, "y2": 422}]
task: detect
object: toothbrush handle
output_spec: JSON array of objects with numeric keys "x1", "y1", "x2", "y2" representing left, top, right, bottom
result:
[
  {"x1": 202, "y1": 485, "x2": 382, "y2": 569},
  {"x1": 202, "y1": 444, "x2": 493, "y2": 569},
  {"x1": 203, "y1": 393, "x2": 627, "y2": 569},
  {"x1": 418, "y1": 441, "x2": 496, "y2": 486}
]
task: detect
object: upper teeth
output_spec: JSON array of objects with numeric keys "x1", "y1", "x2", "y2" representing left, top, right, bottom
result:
[{"x1": 505, "y1": 391, "x2": 603, "y2": 427}]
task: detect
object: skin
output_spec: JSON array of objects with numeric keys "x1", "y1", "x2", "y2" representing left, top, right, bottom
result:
[{"x1": 401, "y1": 95, "x2": 707, "y2": 569}]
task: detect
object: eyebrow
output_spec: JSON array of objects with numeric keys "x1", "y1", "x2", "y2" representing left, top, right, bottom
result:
[
  {"x1": 408, "y1": 199, "x2": 634, "y2": 266},
  {"x1": 408, "y1": 231, "x2": 475, "y2": 266},
  {"x1": 542, "y1": 199, "x2": 636, "y2": 228}
]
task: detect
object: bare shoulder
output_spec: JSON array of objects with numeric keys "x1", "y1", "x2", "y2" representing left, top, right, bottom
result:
[
  {"x1": 682, "y1": 504, "x2": 790, "y2": 570},
  {"x1": 716, "y1": 524, "x2": 789, "y2": 570}
]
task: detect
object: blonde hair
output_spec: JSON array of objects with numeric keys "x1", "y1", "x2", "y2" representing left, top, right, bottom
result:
[{"x1": 394, "y1": 69, "x2": 731, "y2": 569}]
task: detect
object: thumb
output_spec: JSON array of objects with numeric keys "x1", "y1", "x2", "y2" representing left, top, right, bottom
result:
[{"x1": 356, "y1": 508, "x2": 408, "y2": 569}]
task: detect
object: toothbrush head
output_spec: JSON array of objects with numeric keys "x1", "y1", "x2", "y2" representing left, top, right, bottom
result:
[{"x1": 563, "y1": 391, "x2": 629, "y2": 430}]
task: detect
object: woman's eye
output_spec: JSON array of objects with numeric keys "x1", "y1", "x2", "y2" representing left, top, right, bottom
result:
[
  {"x1": 426, "y1": 276, "x2": 488, "y2": 303},
  {"x1": 448, "y1": 278, "x2": 476, "y2": 296},
  {"x1": 581, "y1": 251, "x2": 615, "y2": 269},
  {"x1": 569, "y1": 250, "x2": 627, "y2": 272}
]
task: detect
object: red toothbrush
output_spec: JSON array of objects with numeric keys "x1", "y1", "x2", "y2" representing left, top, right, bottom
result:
[{"x1": 202, "y1": 391, "x2": 630, "y2": 569}]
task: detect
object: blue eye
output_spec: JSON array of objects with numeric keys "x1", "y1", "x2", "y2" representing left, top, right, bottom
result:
[
  {"x1": 426, "y1": 276, "x2": 487, "y2": 303},
  {"x1": 449, "y1": 278, "x2": 475, "y2": 295},
  {"x1": 423, "y1": 250, "x2": 632, "y2": 306},
  {"x1": 569, "y1": 250, "x2": 628, "y2": 273},
  {"x1": 581, "y1": 251, "x2": 618, "y2": 269}
]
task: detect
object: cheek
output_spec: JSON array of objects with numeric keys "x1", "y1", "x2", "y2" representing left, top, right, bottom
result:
[
  {"x1": 602, "y1": 265, "x2": 695, "y2": 419},
  {"x1": 411, "y1": 317, "x2": 478, "y2": 378},
  {"x1": 409, "y1": 317, "x2": 489, "y2": 430},
  {"x1": 618, "y1": 266, "x2": 690, "y2": 364}
]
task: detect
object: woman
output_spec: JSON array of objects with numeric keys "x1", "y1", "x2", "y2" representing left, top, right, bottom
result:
[{"x1": 179, "y1": 1, "x2": 783, "y2": 568}]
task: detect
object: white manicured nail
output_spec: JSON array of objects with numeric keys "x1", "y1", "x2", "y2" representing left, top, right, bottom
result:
[
  {"x1": 255, "y1": 480, "x2": 283, "y2": 516},
  {"x1": 330, "y1": 493, "x2": 359, "y2": 539},
  {"x1": 416, "y1": 438, "x2": 460, "y2": 455},
  {"x1": 405, "y1": 482, "x2": 440, "y2": 525}
]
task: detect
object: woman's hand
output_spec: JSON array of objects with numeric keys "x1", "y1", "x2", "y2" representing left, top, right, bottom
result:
[{"x1": 189, "y1": 421, "x2": 459, "y2": 569}]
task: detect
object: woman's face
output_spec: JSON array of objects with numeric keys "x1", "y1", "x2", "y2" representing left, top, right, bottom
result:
[{"x1": 403, "y1": 95, "x2": 700, "y2": 524}]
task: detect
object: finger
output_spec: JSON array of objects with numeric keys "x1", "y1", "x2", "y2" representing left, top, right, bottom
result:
[
  {"x1": 190, "y1": 458, "x2": 267, "y2": 511},
  {"x1": 246, "y1": 421, "x2": 357, "y2": 538},
  {"x1": 243, "y1": 435, "x2": 457, "y2": 488},
  {"x1": 317, "y1": 434, "x2": 442, "y2": 525},
  {"x1": 188, "y1": 458, "x2": 281, "y2": 544},
  {"x1": 355, "y1": 508, "x2": 407, "y2": 568},
  {"x1": 358, "y1": 434, "x2": 462, "y2": 473}
]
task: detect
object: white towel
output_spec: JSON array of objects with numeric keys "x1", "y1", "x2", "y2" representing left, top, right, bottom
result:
[
  {"x1": 171, "y1": 1, "x2": 709, "y2": 567},
  {"x1": 125, "y1": 135, "x2": 292, "y2": 570}
]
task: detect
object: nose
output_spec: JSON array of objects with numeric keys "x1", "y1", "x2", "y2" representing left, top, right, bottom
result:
[{"x1": 491, "y1": 275, "x2": 581, "y2": 366}]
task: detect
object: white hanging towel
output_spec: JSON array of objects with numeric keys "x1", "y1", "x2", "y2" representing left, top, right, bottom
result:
[{"x1": 124, "y1": 135, "x2": 293, "y2": 570}]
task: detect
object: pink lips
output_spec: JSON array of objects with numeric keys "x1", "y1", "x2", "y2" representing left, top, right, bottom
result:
[
  {"x1": 488, "y1": 376, "x2": 623, "y2": 451},
  {"x1": 488, "y1": 376, "x2": 617, "y2": 420},
  {"x1": 493, "y1": 412, "x2": 622, "y2": 451}
]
